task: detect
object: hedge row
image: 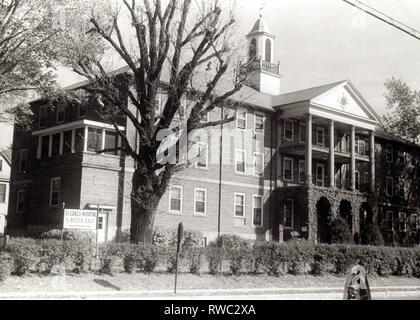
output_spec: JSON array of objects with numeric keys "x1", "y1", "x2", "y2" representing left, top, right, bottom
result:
[{"x1": 2, "y1": 236, "x2": 420, "y2": 284}]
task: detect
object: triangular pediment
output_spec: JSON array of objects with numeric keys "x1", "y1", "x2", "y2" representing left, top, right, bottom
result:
[{"x1": 311, "y1": 82, "x2": 379, "y2": 122}]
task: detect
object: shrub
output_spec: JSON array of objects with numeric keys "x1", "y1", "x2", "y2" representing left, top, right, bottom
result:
[
  {"x1": 0, "y1": 252, "x2": 13, "y2": 283},
  {"x1": 285, "y1": 240, "x2": 314, "y2": 275},
  {"x1": 365, "y1": 224, "x2": 385, "y2": 246},
  {"x1": 185, "y1": 247, "x2": 203, "y2": 274},
  {"x1": 311, "y1": 245, "x2": 338, "y2": 275},
  {"x1": 153, "y1": 227, "x2": 203, "y2": 249},
  {"x1": 330, "y1": 218, "x2": 353, "y2": 244},
  {"x1": 206, "y1": 245, "x2": 222, "y2": 275},
  {"x1": 37, "y1": 239, "x2": 65, "y2": 274},
  {"x1": 62, "y1": 240, "x2": 95, "y2": 273},
  {"x1": 41, "y1": 229, "x2": 95, "y2": 242},
  {"x1": 6, "y1": 238, "x2": 41, "y2": 276},
  {"x1": 253, "y1": 242, "x2": 286, "y2": 276}
]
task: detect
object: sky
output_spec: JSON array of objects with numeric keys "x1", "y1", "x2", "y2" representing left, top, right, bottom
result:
[{"x1": 3, "y1": 0, "x2": 420, "y2": 148}]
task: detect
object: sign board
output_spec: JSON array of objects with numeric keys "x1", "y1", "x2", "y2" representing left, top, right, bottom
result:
[{"x1": 63, "y1": 209, "x2": 98, "y2": 230}]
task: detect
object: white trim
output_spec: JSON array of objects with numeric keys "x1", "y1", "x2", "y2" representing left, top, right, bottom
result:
[
  {"x1": 315, "y1": 163, "x2": 325, "y2": 187},
  {"x1": 169, "y1": 185, "x2": 183, "y2": 214},
  {"x1": 83, "y1": 127, "x2": 88, "y2": 152},
  {"x1": 284, "y1": 198, "x2": 294, "y2": 229},
  {"x1": 254, "y1": 111, "x2": 265, "y2": 135},
  {"x1": 253, "y1": 152, "x2": 264, "y2": 176},
  {"x1": 252, "y1": 195, "x2": 263, "y2": 227},
  {"x1": 32, "y1": 119, "x2": 125, "y2": 136},
  {"x1": 284, "y1": 119, "x2": 294, "y2": 141},
  {"x1": 234, "y1": 193, "x2": 246, "y2": 219},
  {"x1": 194, "y1": 188, "x2": 207, "y2": 216},
  {"x1": 235, "y1": 149, "x2": 246, "y2": 175},
  {"x1": 49, "y1": 177, "x2": 61, "y2": 207},
  {"x1": 283, "y1": 156, "x2": 294, "y2": 181},
  {"x1": 236, "y1": 108, "x2": 247, "y2": 131}
]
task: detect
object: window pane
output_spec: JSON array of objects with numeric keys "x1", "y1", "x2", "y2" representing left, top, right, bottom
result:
[
  {"x1": 87, "y1": 128, "x2": 102, "y2": 152},
  {"x1": 255, "y1": 114, "x2": 264, "y2": 131},
  {"x1": 235, "y1": 195, "x2": 244, "y2": 217},
  {"x1": 236, "y1": 151, "x2": 245, "y2": 173},
  {"x1": 105, "y1": 131, "x2": 117, "y2": 155},
  {"x1": 171, "y1": 199, "x2": 181, "y2": 211},
  {"x1": 285, "y1": 121, "x2": 293, "y2": 140},
  {"x1": 79, "y1": 104, "x2": 87, "y2": 118},
  {"x1": 284, "y1": 199, "x2": 293, "y2": 227},
  {"x1": 300, "y1": 124, "x2": 306, "y2": 142},
  {"x1": 0, "y1": 184, "x2": 6, "y2": 202},
  {"x1": 63, "y1": 131, "x2": 72, "y2": 154},
  {"x1": 75, "y1": 128, "x2": 85, "y2": 153},
  {"x1": 253, "y1": 208, "x2": 262, "y2": 226},
  {"x1": 237, "y1": 110, "x2": 247, "y2": 129}
]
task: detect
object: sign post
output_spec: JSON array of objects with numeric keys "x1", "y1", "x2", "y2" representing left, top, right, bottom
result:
[{"x1": 174, "y1": 222, "x2": 184, "y2": 295}]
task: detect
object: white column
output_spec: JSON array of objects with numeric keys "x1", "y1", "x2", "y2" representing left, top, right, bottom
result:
[
  {"x1": 48, "y1": 135, "x2": 53, "y2": 158},
  {"x1": 59, "y1": 132, "x2": 64, "y2": 155},
  {"x1": 37, "y1": 136, "x2": 42, "y2": 159},
  {"x1": 350, "y1": 125, "x2": 356, "y2": 191},
  {"x1": 305, "y1": 114, "x2": 313, "y2": 185},
  {"x1": 369, "y1": 130, "x2": 376, "y2": 193},
  {"x1": 71, "y1": 129, "x2": 76, "y2": 153},
  {"x1": 83, "y1": 127, "x2": 88, "y2": 152},
  {"x1": 101, "y1": 129, "x2": 106, "y2": 151},
  {"x1": 329, "y1": 120, "x2": 335, "y2": 188}
]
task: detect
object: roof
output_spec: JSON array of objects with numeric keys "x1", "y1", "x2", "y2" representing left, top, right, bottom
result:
[
  {"x1": 273, "y1": 81, "x2": 347, "y2": 106},
  {"x1": 375, "y1": 128, "x2": 420, "y2": 149},
  {"x1": 248, "y1": 16, "x2": 274, "y2": 36}
]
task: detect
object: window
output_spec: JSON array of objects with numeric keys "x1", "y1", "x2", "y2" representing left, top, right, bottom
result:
[
  {"x1": 334, "y1": 131, "x2": 341, "y2": 151},
  {"x1": 16, "y1": 190, "x2": 26, "y2": 214},
  {"x1": 194, "y1": 188, "x2": 207, "y2": 215},
  {"x1": 254, "y1": 152, "x2": 264, "y2": 176},
  {"x1": 196, "y1": 143, "x2": 208, "y2": 169},
  {"x1": 355, "y1": 171, "x2": 360, "y2": 191},
  {"x1": 78, "y1": 104, "x2": 87, "y2": 118},
  {"x1": 63, "y1": 130, "x2": 73, "y2": 154},
  {"x1": 386, "y1": 177, "x2": 393, "y2": 196},
  {"x1": 41, "y1": 135, "x2": 50, "y2": 159},
  {"x1": 385, "y1": 211, "x2": 393, "y2": 231},
  {"x1": 284, "y1": 199, "x2": 294, "y2": 229},
  {"x1": 75, "y1": 128, "x2": 85, "y2": 153},
  {"x1": 50, "y1": 177, "x2": 61, "y2": 207},
  {"x1": 411, "y1": 214, "x2": 418, "y2": 231},
  {"x1": 104, "y1": 131, "x2": 118, "y2": 155},
  {"x1": 299, "y1": 160, "x2": 305, "y2": 183},
  {"x1": 0, "y1": 184, "x2": 6, "y2": 203},
  {"x1": 284, "y1": 120, "x2": 293, "y2": 141},
  {"x1": 19, "y1": 149, "x2": 28, "y2": 173},
  {"x1": 87, "y1": 128, "x2": 102, "y2": 152},
  {"x1": 316, "y1": 127, "x2": 325, "y2": 146},
  {"x1": 299, "y1": 123, "x2": 306, "y2": 143},
  {"x1": 52, "y1": 133, "x2": 61, "y2": 156},
  {"x1": 316, "y1": 164, "x2": 324, "y2": 187},
  {"x1": 283, "y1": 157, "x2": 293, "y2": 181},
  {"x1": 399, "y1": 212, "x2": 407, "y2": 232},
  {"x1": 39, "y1": 106, "x2": 47, "y2": 127},
  {"x1": 235, "y1": 149, "x2": 246, "y2": 174},
  {"x1": 399, "y1": 180, "x2": 405, "y2": 199},
  {"x1": 386, "y1": 144, "x2": 393, "y2": 163},
  {"x1": 254, "y1": 112, "x2": 265, "y2": 134},
  {"x1": 249, "y1": 38, "x2": 257, "y2": 61},
  {"x1": 234, "y1": 193, "x2": 245, "y2": 218},
  {"x1": 56, "y1": 104, "x2": 65, "y2": 123},
  {"x1": 169, "y1": 185, "x2": 182, "y2": 213},
  {"x1": 236, "y1": 109, "x2": 247, "y2": 130},
  {"x1": 265, "y1": 39, "x2": 272, "y2": 63},
  {"x1": 252, "y1": 195, "x2": 263, "y2": 227},
  {"x1": 358, "y1": 139, "x2": 366, "y2": 156}
]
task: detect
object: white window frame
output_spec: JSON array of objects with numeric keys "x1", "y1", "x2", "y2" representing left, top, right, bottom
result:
[
  {"x1": 196, "y1": 142, "x2": 208, "y2": 169},
  {"x1": 316, "y1": 127, "x2": 325, "y2": 147},
  {"x1": 283, "y1": 157, "x2": 294, "y2": 181},
  {"x1": 169, "y1": 185, "x2": 183, "y2": 214},
  {"x1": 284, "y1": 198, "x2": 294, "y2": 229},
  {"x1": 386, "y1": 144, "x2": 393, "y2": 163},
  {"x1": 386, "y1": 176, "x2": 393, "y2": 196},
  {"x1": 254, "y1": 112, "x2": 265, "y2": 134},
  {"x1": 235, "y1": 149, "x2": 246, "y2": 174},
  {"x1": 236, "y1": 108, "x2": 247, "y2": 130},
  {"x1": 253, "y1": 152, "x2": 264, "y2": 176},
  {"x1": 234, "y1": 193, "x2": 246, "y2": 218},
  {"x1": 56, "y1": 103, "x2": 65, "y2": 124},
  {"x1": 316, "y1": 163, "x2": 325, "y2": 187},
  {"x1": 16, "y1": 190, "x2": 26, "y2": 214},
  {"x1": 39, "y1": 106, "x2": 47, "y2": 128},
  {"x1": 299, "y1": 160, "x2": 305, "y2": 183},
  {"x1": 284, "y1": 119, "x2": 294, "y2": 141},
  {"x1": 299, "y1": 123, "x2": 306, "y2": 143},
  {"x1": 194, "y1": 188, "x2": 207, "y2": 216},
  {"x1": 0, "y1": 183, "x2": 6, "y2": 203},
  {"x1": 19, "y1": 149, "x2": 28, "y2": 173},
  {"x1": 252, "y1": 195, "x2": 263, "y2": 227},
  {"x1": 49, "y1": 177, "x2": 61, "y2": 207}
]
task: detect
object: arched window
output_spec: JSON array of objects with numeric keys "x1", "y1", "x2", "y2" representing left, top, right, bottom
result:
[
  {"x1": 249, "y1": 38, "x2": 257, "y2": 61},
  {"x1": 265, "y1": 39, "x2": 272, "y2": 63}
]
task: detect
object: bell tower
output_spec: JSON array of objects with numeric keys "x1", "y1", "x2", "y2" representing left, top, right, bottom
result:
[{"x1": 245, "y1": 16, "x2": 282, "y2": 96}]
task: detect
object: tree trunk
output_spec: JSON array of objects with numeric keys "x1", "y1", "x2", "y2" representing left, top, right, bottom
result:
[{"x1": 130, "y1": 196, "x2": 158, "y2": 244}]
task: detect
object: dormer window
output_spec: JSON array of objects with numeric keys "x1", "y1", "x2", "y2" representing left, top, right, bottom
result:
[{"x1": 265, "y1": 39, "x2": 272, "y2": 63}]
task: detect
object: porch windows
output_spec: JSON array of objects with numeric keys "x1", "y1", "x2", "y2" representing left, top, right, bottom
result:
[
  {"x1": 355, "y1": 171, "x2": 360, "y2": 191},
  {"x1": 87, "y1": 128, "x2": 102, "y2": 152},
  {"x1": 284, "y1": 198, "x2": 294, "y2": 229},
  {"x1": 39, "y1": 106, "x2": 47, "y2": 128},
  {"x1": 284, "y1": 120, "x2": 293, "y2": 141},
  {"x1": 299, "y1": 123, "x2": 306, "y2": 143},
  {"x1": 56, "y1": 103, "x2": 65, "y2": 124},
  {"x1": 283, "y1": 157, "x2": 293, "y2": 181}
]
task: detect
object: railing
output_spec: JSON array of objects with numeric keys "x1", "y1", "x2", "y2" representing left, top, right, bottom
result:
[{"x1": 242, "y1": 58, "x2": 281, "y2": 75}]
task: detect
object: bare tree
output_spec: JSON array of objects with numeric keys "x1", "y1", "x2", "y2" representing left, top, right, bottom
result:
[{"x1": 61, "y1": 0, "x2": 249, "y2": 243}]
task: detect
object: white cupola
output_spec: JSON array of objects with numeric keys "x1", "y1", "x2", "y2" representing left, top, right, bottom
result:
[{"x1": 244, "y1": 16, "x2": 282, "y2": 96}]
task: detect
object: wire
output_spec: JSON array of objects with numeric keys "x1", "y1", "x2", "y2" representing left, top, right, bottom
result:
[{"x1": 341, "y1": 0, "x2": 420, "y2": 41}]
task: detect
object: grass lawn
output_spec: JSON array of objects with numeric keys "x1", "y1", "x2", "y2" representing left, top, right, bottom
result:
[{"x1": 2, "y1": 271, "x2": 420, "y2": 294}]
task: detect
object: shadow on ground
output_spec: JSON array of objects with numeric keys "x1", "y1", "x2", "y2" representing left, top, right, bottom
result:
[{"x1": 93, "y1": 279, "x2": 121, "y2": 291}]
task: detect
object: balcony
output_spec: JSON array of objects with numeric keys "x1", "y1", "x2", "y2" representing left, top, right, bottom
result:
[{"x1": 242, "y1": 58, "x2": 281, "y2": 75}]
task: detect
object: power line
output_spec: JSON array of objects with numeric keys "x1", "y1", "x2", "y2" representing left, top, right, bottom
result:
[{"x1": 341, "y1": 0, "x2": 420, "y2": 41}]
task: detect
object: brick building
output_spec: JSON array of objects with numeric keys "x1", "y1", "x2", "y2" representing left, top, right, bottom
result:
[{"x1": 7, "y1": 17, "x2": 420, "y2": 245}]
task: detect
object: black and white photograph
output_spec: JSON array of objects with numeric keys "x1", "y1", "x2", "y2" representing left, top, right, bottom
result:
[{"x1": 0, "y1": 0, "x2": 420, "y2": 307}]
